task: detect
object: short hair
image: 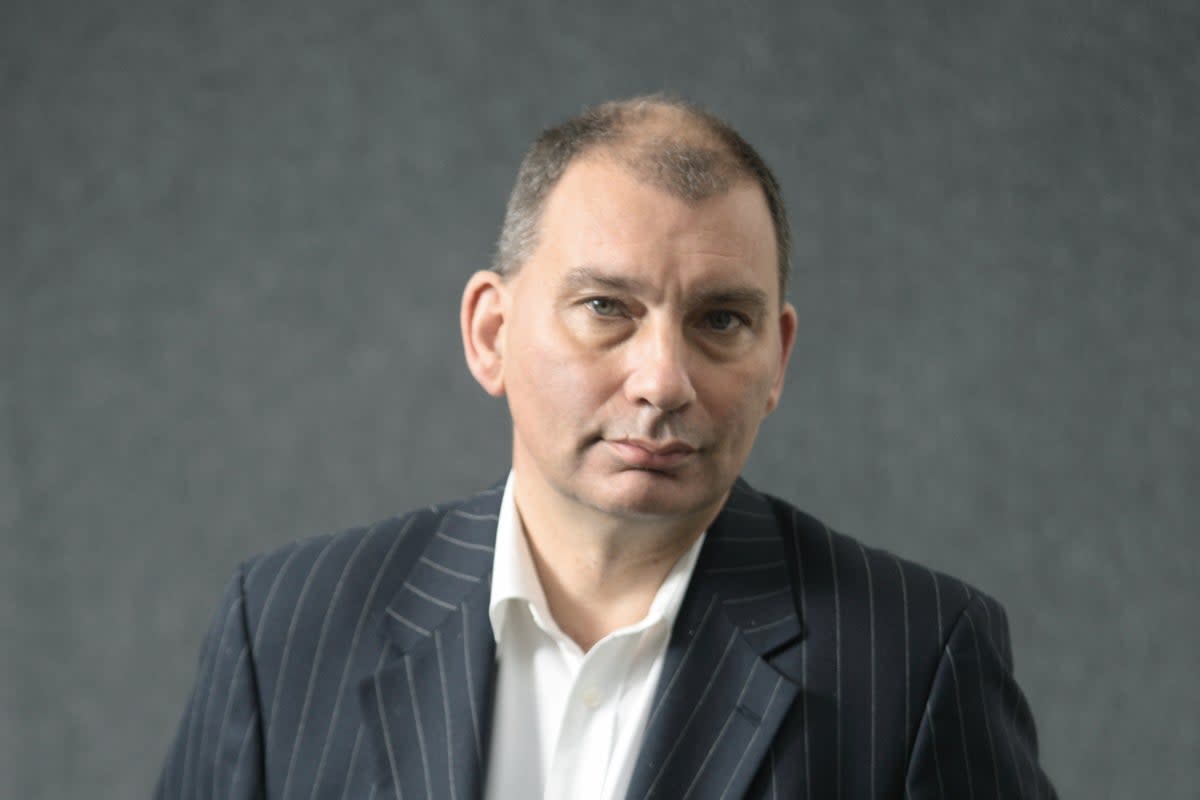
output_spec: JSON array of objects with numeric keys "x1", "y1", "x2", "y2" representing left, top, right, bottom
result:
[{"x1": 493, "y1": 95, "x2": 792, "y2": 297}]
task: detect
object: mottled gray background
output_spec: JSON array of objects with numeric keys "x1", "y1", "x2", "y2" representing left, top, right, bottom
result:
[{"x1": 3, "y1": 1, "x2": 1197, "y2": 797}]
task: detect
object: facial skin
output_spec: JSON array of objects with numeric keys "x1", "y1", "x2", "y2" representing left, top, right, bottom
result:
[{"x1": 463, "y1": 154, "x2": 797, "y2": 539}]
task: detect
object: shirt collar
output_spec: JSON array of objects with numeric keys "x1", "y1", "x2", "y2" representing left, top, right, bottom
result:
[
  {"x1": 487, "y1": 471, "x2": 706, "y2": 648},
  {"x1": 489, "y1": 471, "x2": 556, "y2": 644}
]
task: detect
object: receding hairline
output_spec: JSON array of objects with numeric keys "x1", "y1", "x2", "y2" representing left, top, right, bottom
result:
[
  {"x1": 546, "y1": 150, "x2": 779, "y2": 273},
  {"x1": 492, "y1": 95, "x2": 792, "y2": 295},
  {"x1": 555, "y1": 103, "x2": 746, "y2": 200}
]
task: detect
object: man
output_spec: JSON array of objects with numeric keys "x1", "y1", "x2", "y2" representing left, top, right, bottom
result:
[{"x1": 156, "y1": 96, "x2": 1057, "y2": 799}]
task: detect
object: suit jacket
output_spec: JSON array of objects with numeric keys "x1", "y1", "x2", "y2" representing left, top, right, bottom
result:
[{"x1": 155, "y1": 479, "x2": 1056, "y2": 799}]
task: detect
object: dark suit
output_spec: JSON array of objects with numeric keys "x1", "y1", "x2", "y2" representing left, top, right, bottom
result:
[{"x1": 156, "y1": 479, "x2": 1056, "y2": 799}]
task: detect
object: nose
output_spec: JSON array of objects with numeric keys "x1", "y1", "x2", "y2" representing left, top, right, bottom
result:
[{"x1": 623, "y1": 321, "x2": 697, "y2": 413}]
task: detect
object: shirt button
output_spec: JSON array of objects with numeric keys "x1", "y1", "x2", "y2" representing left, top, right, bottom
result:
[{"x1": 581, "y1": 687, "x2": 603, "y2": 709}]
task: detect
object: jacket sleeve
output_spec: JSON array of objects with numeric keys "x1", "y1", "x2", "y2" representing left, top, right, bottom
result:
[
  {"x1": 155, "y1": 564, "x2": 265, "y2": 800},
  {"x1": 905, "y1": 593, "x2": 1058, "y2": 799}
]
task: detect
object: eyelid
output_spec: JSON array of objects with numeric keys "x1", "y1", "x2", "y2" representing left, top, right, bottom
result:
[
  {"x1": 698, "y1": 308, "x2": 753, "y2": 331},
  {"x1": 583, "y1": 295, "x2": 630, "y2": 317}
]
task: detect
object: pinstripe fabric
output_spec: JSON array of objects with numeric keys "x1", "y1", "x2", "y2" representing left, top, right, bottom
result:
[{"x1": 156, "y1": 479, "x2": 1056, "y2": 799}]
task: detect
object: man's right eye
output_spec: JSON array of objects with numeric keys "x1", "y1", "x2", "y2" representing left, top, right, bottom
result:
[{"x1": 585, "y1": 297, "x2": 624, "y2": 317}]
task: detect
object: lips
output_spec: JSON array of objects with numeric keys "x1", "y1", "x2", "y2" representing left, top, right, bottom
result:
[{"x1": 606, "y1": 438, "x2": 698, "y2": 470}]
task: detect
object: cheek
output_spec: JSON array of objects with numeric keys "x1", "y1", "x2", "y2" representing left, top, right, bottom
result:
[
  {"x1": 700, "y1": 365, "x2": 776, "y2": 440},
  {"x1": 507, "y1": 318, "x2": 616, "y2": 427}
]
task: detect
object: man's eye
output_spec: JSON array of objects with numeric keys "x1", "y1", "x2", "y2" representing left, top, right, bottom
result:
[
  {"x1": 586, "y1": 297, "x2": 624, "y2": 317},
  {"x1": 703, "y1": 310, "x2": 747, "y2": 332}
]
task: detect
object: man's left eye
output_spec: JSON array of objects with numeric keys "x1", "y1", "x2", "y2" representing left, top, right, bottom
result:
[{"x1": 703, "y1": 310, "x2": 747, "y2": 332}]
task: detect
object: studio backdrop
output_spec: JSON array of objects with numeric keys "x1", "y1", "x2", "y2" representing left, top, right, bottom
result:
[{"x1": 3, "y1": 1, "x2": 1197, "y2": 797}]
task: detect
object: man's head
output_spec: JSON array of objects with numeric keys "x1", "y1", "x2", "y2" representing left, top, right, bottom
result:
[
  {"x1": 463, "y1": 96, "x2": 797, "y2": 531},
  {"x1": 493, "y1": 95, "x2": 792, "y2": 299}
]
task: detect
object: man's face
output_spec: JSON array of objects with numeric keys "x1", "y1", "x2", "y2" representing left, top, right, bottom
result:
[{"x1": 496, "y1": 156, "x2": 796, "y2": 524}]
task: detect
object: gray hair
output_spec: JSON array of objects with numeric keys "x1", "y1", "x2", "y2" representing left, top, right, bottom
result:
[{"x1": 492, "y1": 95, "x2": 792, "y2": 297}]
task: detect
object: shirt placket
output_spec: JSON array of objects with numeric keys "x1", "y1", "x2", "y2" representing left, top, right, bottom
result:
[{"x1": 544, "y1": 632, "x2": 635, "y2": 800}]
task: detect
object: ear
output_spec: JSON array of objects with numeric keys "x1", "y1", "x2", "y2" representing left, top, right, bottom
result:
[
  {"x1": 461, "y1": 269, "x2": 509, "y2": 397},
  {"x1": 764, "y1": 301, "x2": 798, "y2": 414}
]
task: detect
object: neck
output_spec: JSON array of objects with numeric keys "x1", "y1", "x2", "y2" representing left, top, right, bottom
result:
[{"x1": 513, "y1": 477, "x2": 720, "y2": 652}]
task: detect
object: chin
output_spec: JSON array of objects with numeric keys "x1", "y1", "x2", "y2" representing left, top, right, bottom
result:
[{"x1": 575, "y1": 469, "x2": 725, "y2": 521}]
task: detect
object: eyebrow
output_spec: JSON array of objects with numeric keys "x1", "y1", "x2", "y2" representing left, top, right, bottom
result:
[
  {"x1": 561, "y1": 265, "x2": 770, "y2": 312},
  {"x1": 692, "y1": 287, "x2": 770, "y2": 313},
  {"x1": 562, "y1": 265, "x2": 651, "y2": 295}
]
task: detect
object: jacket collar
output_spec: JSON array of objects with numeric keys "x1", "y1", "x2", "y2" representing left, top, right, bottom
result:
[{"x1": 358, "y1": 483, "x2": 503, "y2": 800}]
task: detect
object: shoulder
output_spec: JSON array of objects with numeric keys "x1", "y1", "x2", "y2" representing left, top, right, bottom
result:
[
  {"x1": 233, "y1": 484, "x2": 502, "y2": 651},
  {"x1": 237, "y1": 509, "x2": 432, "y2": 619},
  {"x1": 758, "y1": 488, "x2": 1011, "y2": 653}
]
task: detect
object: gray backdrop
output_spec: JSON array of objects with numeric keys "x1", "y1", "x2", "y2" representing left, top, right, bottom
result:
[{"x1": 3, "y1": 1, "x2": 1197, "y2": 797}]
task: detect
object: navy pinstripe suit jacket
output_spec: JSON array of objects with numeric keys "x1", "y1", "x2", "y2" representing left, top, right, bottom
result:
[{"x1": 156, "y1": 479, "x2": 1056, "y2": 799}]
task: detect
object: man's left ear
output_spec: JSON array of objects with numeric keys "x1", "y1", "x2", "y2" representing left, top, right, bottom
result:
[
  {"x1": 461, "y1": 270, "x2": 508, "y2": 397},
  {"x1": 765, "y1": 301, "x2": 798, "y2": 414}
]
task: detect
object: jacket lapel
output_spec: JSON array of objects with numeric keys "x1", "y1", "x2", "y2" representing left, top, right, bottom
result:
[
  {"x1": 625, "y1": 480, "x2": 806, "y2": 800},
  {"x1": 358, "y1": 486, "x2": 502, "y2": 800}
]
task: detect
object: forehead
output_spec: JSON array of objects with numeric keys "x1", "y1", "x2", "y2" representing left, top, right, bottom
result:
[{"x1": 532, "y1": 156, "x2": 778, "y2": 296}]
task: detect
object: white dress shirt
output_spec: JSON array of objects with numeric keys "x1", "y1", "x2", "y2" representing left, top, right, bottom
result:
[{"x1": 483, "y1": 473, "x2": 705, "y2": 800}]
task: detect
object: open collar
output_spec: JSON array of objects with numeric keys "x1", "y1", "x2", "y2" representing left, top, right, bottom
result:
[{"x1": 359, "y1": 478, "x2": 806, "y2": 800}]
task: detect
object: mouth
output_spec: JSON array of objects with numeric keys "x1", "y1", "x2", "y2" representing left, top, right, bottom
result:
[{"x1": 605, "y1": 438, "x2": 699, "y2": 470}]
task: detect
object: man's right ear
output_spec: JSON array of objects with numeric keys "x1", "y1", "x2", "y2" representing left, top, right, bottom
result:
[{"x1": 461, "y1": 269, "x2": 508, "y2": 397}]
